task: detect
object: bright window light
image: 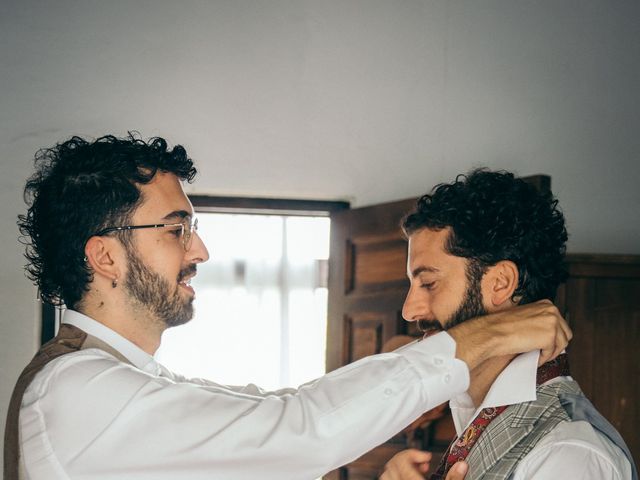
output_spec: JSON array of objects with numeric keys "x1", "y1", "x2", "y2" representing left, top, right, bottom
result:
[{"x1": 156, "y1": 212, "x2": 330, "y2": 391}]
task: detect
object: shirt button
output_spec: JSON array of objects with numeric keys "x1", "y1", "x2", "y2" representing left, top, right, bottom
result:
[
  {"x1": 443, "y1": 374, "x2": 452, "y2": 384},
  {"x1": 433, "y1": 355, "x2": 444, "y2": 366},
  {"x1": 384, "y1": 388, "x2": 393, "y2": 396}
]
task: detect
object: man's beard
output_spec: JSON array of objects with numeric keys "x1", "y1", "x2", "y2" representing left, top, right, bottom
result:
[
  {"x1": 420, "y1": 261, "x2": 487, "y2": 332},
  {"x1": 123, "y1": 248, "x2": 196, "y2": 328},
  {"x1": 443, "y1": 271, "x2": 486, "y2": 330}
]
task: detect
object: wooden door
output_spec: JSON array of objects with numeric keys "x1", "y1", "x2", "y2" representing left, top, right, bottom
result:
[
  {"x1": 326, "y1": 197, "x2": 417, "y2": 373},
  {"x1": 325, "y1": 197, "x2": 455, "y2": 479}
]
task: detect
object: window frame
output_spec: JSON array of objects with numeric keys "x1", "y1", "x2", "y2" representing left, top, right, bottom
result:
[{"x1": 40, "y1": 196, "x2": 349, "y2": 344}]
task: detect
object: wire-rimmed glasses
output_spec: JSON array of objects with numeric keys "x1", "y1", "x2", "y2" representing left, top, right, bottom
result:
[{"x1": 92, "y1": 217, "x2": 198, "y2": 251}]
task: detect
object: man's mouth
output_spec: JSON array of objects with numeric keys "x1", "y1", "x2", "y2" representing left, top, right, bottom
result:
[
  {"x1": 178, "y1": 266, "x2": 197, "y2": 295},
  {"x1": 419, "y1": 319, "x2": 444, "y2": 332}
]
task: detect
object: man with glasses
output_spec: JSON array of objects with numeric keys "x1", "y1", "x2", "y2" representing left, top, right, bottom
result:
[{"x1": 5, "y1": 134, "x2": 570, "y2": 480}]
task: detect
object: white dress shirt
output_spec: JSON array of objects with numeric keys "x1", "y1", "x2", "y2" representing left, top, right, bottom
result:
[
  {"x1": 20, "y1": 310, "x2": 469, "y2": 480},
  {"x1": 449, "y1": 351, "x2": 632, "y2": 480}
]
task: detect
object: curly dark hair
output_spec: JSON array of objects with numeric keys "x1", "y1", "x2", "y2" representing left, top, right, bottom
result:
[
  {"x1": 402, "y1": 169, "x2": 568, "y2": 304},
  {"x1": 18, "y1": 133, "x2": 197, "y2": 309}
]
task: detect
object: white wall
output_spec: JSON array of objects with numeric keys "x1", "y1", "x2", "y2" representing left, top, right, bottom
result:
[{"x1": 1, "y1": 0, "x2": 639, "y2": 468}]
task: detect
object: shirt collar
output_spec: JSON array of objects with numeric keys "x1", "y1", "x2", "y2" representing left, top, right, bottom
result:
[
  {"x1": 62, "y1": 309, "x2": 162, "y2": 376},
  {"x1": 449, "y1": 349, "x2": 540, "y2": 435}
]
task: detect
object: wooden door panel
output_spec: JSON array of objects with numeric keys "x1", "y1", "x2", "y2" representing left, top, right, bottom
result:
[
  {"x1": 344, "y1": 311, "x2": 403, "y2": 363},
  {"x1": 348, "y1": 236, "x2": 408, "y2": 294},
  {"x1": 327, "y1": 198, "x2": 417, "y2": 374}
]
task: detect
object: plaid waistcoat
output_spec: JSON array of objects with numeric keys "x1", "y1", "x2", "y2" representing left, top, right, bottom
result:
[{"x1": 464, "y1": 380, "x2": 637, "y2": 480}]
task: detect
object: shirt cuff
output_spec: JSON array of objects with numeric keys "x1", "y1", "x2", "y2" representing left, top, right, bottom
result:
[{"x1": 397, "y1": 331, "x2": 470, "y2": 406}]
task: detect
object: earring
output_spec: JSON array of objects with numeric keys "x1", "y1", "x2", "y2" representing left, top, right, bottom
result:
[
  {"x1": 417, "y1": 319, "x2": 429, "y2": 333},
  {"x1": 112, "y1": 278, "x2": 118, "y2": 288}
]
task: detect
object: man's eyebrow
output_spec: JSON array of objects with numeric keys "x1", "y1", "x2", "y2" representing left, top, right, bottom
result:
[
  {"x1": 410, "y1": 266, "x2": 440, "y2": 278},
  {"x1": 162, "y1": 210, "x2": 192, "y2": 221}
]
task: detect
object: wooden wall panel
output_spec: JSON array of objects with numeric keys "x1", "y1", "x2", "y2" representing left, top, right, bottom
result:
[
  {"x1": 351, "y1": 238, "x2": 408, "y2": 293},
  {"x1": 343, "y1": 312, "x2": 403, "y2": 364},
  {"x1": 590, "y1": 308, "x2": 639, "y2": 448},
  {"x1": 560, "y1": 258, "x2": 640, "y2": 463}
]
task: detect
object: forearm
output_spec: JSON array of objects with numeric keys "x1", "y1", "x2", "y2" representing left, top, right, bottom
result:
[{"x1": 33, "y1": 338, "x2": 469, "y2": 480}]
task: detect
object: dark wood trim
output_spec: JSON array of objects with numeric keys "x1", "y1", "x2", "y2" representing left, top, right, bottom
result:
[
  {"x1": 521, "y1": 174, "x2": 551, "y2": 193},
  {"x1": 565, "y1": 253, "x2": 640, "y2": 278},
  {"x1": 189, "y1": 195, "x2": 350, "y2": 216},
  {"x1": 566, "y1": 253, "x2": 640, "y2": 265}
]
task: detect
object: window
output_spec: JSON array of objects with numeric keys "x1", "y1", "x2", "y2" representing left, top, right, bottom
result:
[
  {"x1": 40, "y1": 197, "x2": 348, "y2": 390},
  {"x1": 155, "y1": 197, "x2": 348, "y2": 389}
]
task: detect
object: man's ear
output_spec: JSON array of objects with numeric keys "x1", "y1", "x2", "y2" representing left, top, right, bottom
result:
[
  {"x1": 84, "y1": 236, "x2": 122, "y2": 284},
  {"x1": 482, "y1": 260, "x2": 519, "y2": 308}
]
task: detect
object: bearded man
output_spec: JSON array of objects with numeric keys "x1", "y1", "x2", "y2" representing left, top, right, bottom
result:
[{"x1": 381, "y1": 170, "x2": 635, "y2": 480}]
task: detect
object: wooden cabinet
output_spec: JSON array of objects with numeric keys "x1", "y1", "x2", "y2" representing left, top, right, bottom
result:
[{"x1": 325, "y1": 199, "x2": 640, "y2": 478}]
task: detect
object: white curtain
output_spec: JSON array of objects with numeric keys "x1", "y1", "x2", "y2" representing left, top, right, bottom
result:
[{"x1": 156, "y1": 213, "x2": 329, "y2": 390}]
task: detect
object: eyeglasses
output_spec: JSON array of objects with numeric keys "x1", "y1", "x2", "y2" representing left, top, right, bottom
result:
[{"x1": 93, "y1": 217, "x2": 198, "y2": 251}]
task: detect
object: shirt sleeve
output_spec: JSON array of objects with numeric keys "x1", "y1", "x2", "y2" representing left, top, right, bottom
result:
[
  {"x1": 169, "y1": 331, "x2": 469, "y2": 403},
  {"x1": 22, "y1": 332, "x2": 469, "y2": 480},
  {"x1": 512, "y1": 421, "x2": 632, "y2": 480}
]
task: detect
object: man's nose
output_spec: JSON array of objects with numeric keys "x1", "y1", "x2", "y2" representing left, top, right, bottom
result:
[
  {"x1": 402, "y1": 287, "x2": 429, "y2": 322},
  {"x1": 187, "y1": 231, "x2": 210, "y2": 264}
]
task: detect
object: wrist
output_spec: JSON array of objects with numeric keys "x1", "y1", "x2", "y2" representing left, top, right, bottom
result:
[
  {"x1": 450, "y1": 311, "x2": 512, "y2": 369},
  {"x1": 448, "y1": 317, "x2": 496, "y2": 370}
]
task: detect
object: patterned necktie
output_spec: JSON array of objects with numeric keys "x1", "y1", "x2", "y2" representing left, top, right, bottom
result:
[{"x1": 429, "y1": 353, "x2": 570, "y2": 480}]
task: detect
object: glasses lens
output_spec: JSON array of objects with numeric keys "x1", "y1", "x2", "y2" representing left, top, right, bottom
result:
[{"x1": 183, "y1": 217, "x2": 197, "y2": 251}]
